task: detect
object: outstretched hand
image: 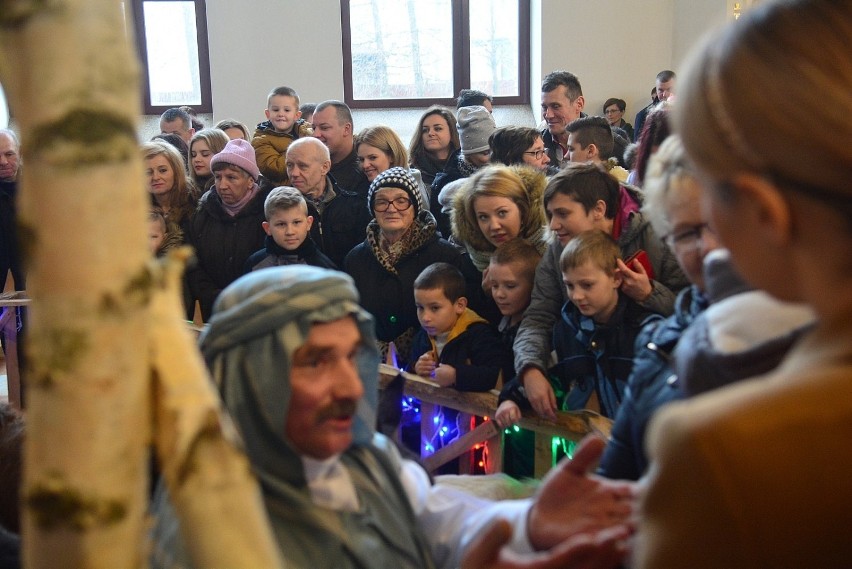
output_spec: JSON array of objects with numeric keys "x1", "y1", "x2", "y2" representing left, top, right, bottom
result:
[
  {"x1": 461, "y1": 518, "x2": 628, "y2": 569},
  {"x1": 617, "y1": 258, "x2": 653, "y2": 303},
  {"x1": 527, "y1": 436, "x2": 636, "y2": 551}
]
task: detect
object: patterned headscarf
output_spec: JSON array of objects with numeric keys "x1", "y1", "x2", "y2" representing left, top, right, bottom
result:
[{"x1": 199, "y1": 266, "x2": 381, "y2": 489}]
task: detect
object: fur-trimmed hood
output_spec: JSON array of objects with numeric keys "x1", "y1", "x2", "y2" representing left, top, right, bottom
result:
[{"x1": 450, "y1": 164, "x2": 549, "y2": 257}]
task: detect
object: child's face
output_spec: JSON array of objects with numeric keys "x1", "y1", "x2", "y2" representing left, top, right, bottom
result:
[
  {"x1": 262, "y1": 207, "x2": 313, "y2": 251},
  {"x1": 414, "y1": 287, "x2": 466, "y2": 336},
  {"x1": 547, "y1": 193, "x2": 602, "y2": 246},
  {"x1": 489, "y1": 261, "x2": 533, "y2": 323},
  {"x1": 265, "y1": 95, "x2": 301, "y2": 133},
  {"x1": 562, "y1": 261, "x2": 622, "y2": 324},
  {"x1": 148, "y1": 219, "x2": 166, "y2": 254}
]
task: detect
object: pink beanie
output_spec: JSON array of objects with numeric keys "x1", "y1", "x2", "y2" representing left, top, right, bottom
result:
[{"x1": 210, "y1": 138, "x2": 260, "y2": 180}]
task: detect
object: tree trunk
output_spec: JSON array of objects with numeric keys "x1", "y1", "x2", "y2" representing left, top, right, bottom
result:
[{"x1": 0, "y1": 1, "x2": 282, "y2": 567}]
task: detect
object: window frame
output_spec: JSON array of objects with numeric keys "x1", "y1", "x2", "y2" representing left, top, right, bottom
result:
[
  {"x1": 340, "y1": 0, "x2": 530, "y2": 109},
  {"x1": 131, "y1": 0, "x2": 213, "y2": 115}
]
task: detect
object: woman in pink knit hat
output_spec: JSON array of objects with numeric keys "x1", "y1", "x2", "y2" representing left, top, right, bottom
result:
[{"x1": 186, "y1": 138, "x2": 271, "y2": 320}]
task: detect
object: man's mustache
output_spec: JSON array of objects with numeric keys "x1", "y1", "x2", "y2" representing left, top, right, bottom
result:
[{"x1": 316, "y1": 399, "x2": 359, "y2": 423}]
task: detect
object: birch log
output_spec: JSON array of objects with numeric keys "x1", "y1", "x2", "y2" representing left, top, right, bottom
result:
[{"x1": 0, "y1": 1, "x2": 282, "y2": 567}]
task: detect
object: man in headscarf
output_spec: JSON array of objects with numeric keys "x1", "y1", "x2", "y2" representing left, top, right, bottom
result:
[{"x1": 151, "y1": 266, "x2": 632, "y2": 568}]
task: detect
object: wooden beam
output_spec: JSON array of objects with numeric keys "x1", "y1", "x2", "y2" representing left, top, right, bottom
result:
[{"x1": 379, "y1": 364, "x2": 612, "y2": 441}]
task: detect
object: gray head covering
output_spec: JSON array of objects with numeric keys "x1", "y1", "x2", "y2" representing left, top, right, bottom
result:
[
  {"x1": 199, "y1": 266, "x2": 380, "y2": 489},
  {"x1": 456, "y1": 105, "x2": 496, "y2": 155}
]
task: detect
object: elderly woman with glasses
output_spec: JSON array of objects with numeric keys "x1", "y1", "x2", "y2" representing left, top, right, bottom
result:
[{"x1": 344, "y1": 167, "x2": 481, "y2": 371}]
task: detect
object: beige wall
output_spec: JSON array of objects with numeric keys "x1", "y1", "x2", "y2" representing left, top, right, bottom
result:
[{"x1": 141, "y1": 0, "x2": 734, "y2": 139}]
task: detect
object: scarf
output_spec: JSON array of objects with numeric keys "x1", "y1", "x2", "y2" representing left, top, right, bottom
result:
[{"x1": 220, "y1": 182, "x2": 259, "y2": 217}]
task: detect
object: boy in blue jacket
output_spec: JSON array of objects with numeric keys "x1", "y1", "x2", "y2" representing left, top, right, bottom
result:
[{"x1": 496, "y1": 230, "x2": 660, "y2": 427}]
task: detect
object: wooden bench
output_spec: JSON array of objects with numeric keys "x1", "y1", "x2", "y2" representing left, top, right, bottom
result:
[{"x1": 379, "y1": 364, "x2": 612, "y2": 478}]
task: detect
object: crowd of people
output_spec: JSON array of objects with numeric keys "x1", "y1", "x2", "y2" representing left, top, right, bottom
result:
[{"x1": 1, "y1": 0, "x2": 850, "y2": 566}]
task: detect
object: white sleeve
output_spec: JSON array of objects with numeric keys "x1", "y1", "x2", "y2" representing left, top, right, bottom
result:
[{"x1": 399, "y1": 458, "x2": 535, "y2": 569}]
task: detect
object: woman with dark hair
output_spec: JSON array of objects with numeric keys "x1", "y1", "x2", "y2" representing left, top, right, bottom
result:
[
  {"x1": 628, "y1": 104, "x2": 671, "y2": 187},
  {"x1": 408, "y1": 105, "x2": 459, "y2": 187},
  {"x1": 603, "y1": 98, "x2": 634, "y2": 141},
  {"x1": 488, "y1": 126, "x2": 552, "y2": 174}
]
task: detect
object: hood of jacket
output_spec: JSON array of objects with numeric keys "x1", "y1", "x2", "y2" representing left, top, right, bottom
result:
[{"x1": 451, "y1": 164, "x2": 549, "y2": 256}]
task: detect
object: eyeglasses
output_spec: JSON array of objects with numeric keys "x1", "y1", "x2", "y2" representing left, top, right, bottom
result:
[
  {"x1": 663, "y1": 223, "x2": 713, "y2": 253},
  {"x1": 604, "y1": 108, "x2": 621, "y2": 115},
  {"x1": 373, "y1": 196, "x2": 413, "y2": 212},
  {"x1": 524, "y1": 149, "x2": 547, "y2": 159}
]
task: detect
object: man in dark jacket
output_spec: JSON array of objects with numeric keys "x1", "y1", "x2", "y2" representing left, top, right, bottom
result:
[
  {"x1": 285, "y1": 137, "x2": 371, "y2": 267},
  {"x1": 540, "y1": 71, "x2": 586, "y2": 169},
  {"x1": 0, "y1": 129, "x2": 24, "y2": 292}
]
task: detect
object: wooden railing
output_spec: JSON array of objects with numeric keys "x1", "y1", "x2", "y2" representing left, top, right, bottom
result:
[{"x1": 379, "y1": 364, "x2": 612, "y2": 478}]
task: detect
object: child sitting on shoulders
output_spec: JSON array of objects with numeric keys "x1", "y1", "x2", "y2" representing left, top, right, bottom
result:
[
  {"x1": 148, "y1": 210, "x2": 182, "y2": 258},
  {"x1": 409, "y1": 262, "x2": 512, "y2": 392},
  {"x1": 244, "y1": 186, "x2": 336, "y2": 273},
  {"x1": 496, "y1": 230, "x2": 660, "y2": 427},
  {"x1": 251, "y1": 86, "x2": 313, "y2": 186}
]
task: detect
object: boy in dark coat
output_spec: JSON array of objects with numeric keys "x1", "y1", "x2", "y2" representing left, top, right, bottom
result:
[
  {"x1": 496, "y1": 230, "x2": 660, "y2": 426},
  {"x1": 244, "y1": 186, "x2": 336, "y2": 273},
  {"x1": 408, "y1": 262, "x2": 511, "y2": 392}
]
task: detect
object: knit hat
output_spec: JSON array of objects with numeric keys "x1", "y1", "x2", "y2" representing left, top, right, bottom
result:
[
  {"x1": 210, "y1": 138, "x2": 260, "y2": 181},
  {"x1": 366, "y1": 166, "x2": 425, "y2": 216},
  {"x1": 457, "y1": 105, "x2": 496, "y2": 155}
]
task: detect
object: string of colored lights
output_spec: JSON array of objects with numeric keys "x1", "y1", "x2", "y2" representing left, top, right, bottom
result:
[{"x1": 404, "y1": 396, "x2": 576, "y2": 473}]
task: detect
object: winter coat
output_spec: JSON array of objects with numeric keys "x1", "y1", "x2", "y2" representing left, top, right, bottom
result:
[
  {"x1": 513, "y1": 186, "x2": 688, "y2": 377},
  {"x1": 344, "y1": 214, "x2": 480, "y2": 368},
  {"x1": 501, "y1": 293, "x2": 659, "y2": 419},
  {"x1": 329, "y1": 147, "x2": 370, "y2": 197},
  {"x1": 186, "y1": 185, "x2": 271, "y2": 320},
  {"x1": 430, "y1": 149, "x2": 478, "y2": 240},
  {"x1": 251, "y1": 119, "x2": 312, "y2": 186},
  {"x1": 597, "y1": 285, "x2": 708, "y2": 481},
  {"x1": 244, "y1": 234, "x2": 337, "y2": 274},
  {"x1": 0, "y1": 179, "x2": 24, "y2": 290},
  {"x1": 407, "y1": 308, "x2": 512, "y2": 392},
  {"x1": 306, "y1": 176, "x2": 372, "y2": 268}
]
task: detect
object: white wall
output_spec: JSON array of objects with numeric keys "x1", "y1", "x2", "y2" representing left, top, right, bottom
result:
[
  {"x1": 534, "y1": 0, "x2": 730, "y2": 125},
  {"x1": 206, "y1": 0, "x2": 344, "y2": 129},
  {"x1": 141, "y1": 0, "x2": 735, "y2": 139}
]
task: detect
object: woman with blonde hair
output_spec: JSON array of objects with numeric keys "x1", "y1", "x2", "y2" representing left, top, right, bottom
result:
[
  {"x1": 452, "y1": 165, "x2": 549, "y2": 271},
  {"x1": 188, "y1": 128, "x2": 230, "y2": 195},
  {"x1": 141, "y1": 140, "x2": 195, "y2": 230},
  {"x1": 356, "y1": 125, "x2": 428, "y2": 204},
  {"x1": 634, "y1": 1, "x2": 852, "y2": 567},
  {"x1": 408, "y1": 105, "x2": 460, "y2": 187}
]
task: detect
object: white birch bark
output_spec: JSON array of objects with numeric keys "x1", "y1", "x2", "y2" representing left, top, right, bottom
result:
[{"x1": 0, "y1": 1, "x2": 283, "y2": 567}]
